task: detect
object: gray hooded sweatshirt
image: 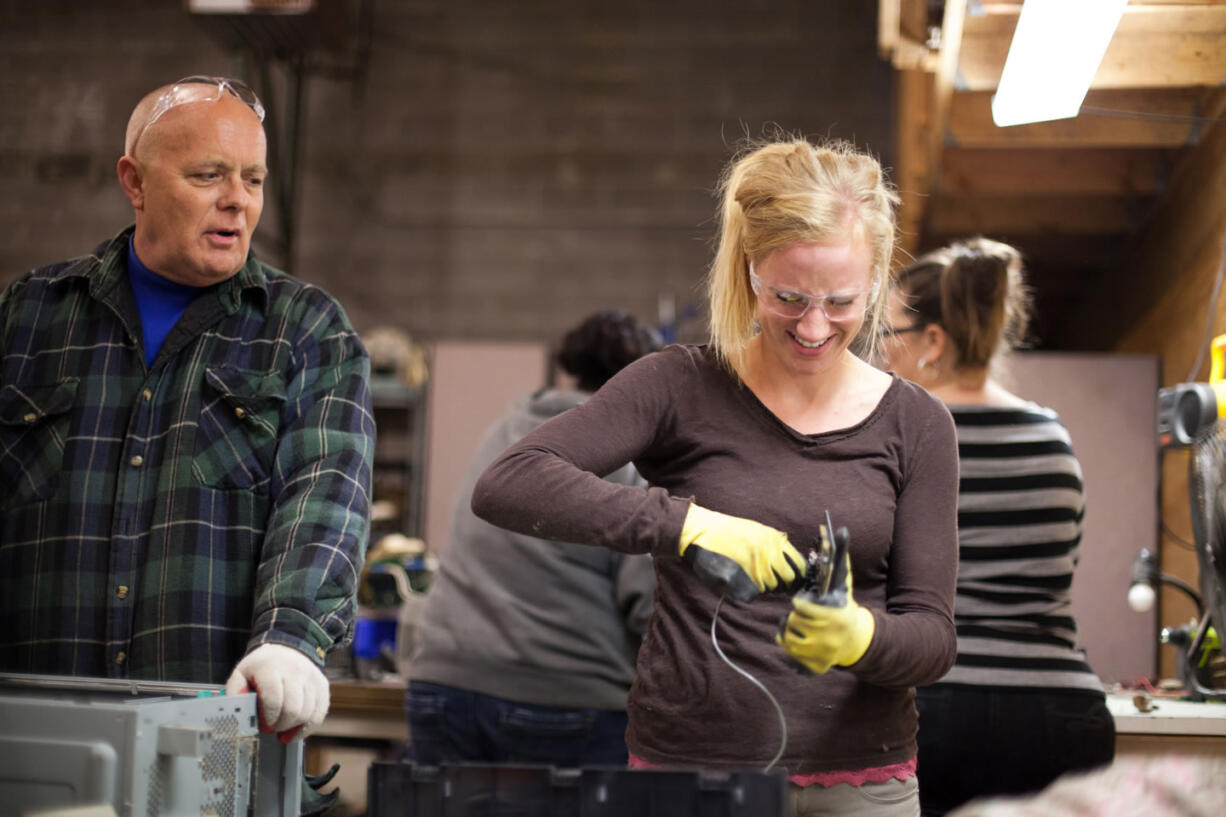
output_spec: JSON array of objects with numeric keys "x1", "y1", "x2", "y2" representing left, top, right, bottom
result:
[{"x1": 408, "y1": 387, "x2": 654, "y2": 710}]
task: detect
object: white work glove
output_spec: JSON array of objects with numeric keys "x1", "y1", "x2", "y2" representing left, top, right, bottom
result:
[{"x1": 224, "y1": 643, "x2": 330, "y2": 742}]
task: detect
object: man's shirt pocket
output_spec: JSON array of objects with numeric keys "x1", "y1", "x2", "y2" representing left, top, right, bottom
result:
[
  {"x1": 193, "y1": 366, "x2": 286, "y2": 491},
  {"x1": 0, "y1": 378, "x2": 79, "y2": 507}
]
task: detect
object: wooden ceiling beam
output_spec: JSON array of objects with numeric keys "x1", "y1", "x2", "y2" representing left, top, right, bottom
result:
[
  {"x1": 927, "y1": 193, "x2": 1149, "y2": 236},
  {"x1": 920, "y1": 231, "x2": 1126, "y2": 293},
  {"x1": 895, "y1": 68, "x2": 935, "y2": 258},
  {"x1": 882, "y1": 0, "x2": 943, "y2": 259},
  {"x1": 949, "y1": 88, "x2": 1204, "y2": 148},
  {"x1": 891, "y1": 0, "x2": 969, "y2": 261},
  {"x1": 959, "y1": 5, "x2": 1226, "y2": 91},
  {"x1": 878, "y1": 0, "x2": 901, "y2": 58},
  {"x1": 899, "y1": 0, "x2": 929, "y2": 42},
  {"x1": 928, "y1": 0, "x2": 968, "y2": 178},
  {"x1": 878, "y1": 0, "x2": 938, "y2": 71},
  {"x1": 940, "y1": 147, "x2": 1172, "y2": 195}
]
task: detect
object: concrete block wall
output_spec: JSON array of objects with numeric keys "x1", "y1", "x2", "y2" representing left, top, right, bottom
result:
[{"x1": 0, "y1": 0, "x2": 891, "y2": 345}]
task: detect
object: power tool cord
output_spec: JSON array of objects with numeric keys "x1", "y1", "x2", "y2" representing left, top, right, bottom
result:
[{"x1": 709, "y1": 594, "x2": 788, "y2": 773}]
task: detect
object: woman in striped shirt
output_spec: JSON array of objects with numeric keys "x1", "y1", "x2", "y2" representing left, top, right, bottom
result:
[{"x1": 877, "y1": 237, "x2": 1115, "y2": 816}]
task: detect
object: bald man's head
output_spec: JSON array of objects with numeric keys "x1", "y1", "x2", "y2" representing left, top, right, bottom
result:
[
  {"x1": 115, "y1": 78, "x2": 268, "y2": 287},
  {"x1": 124, "y1": 84, "x2": 173, "y2": 160},
  {"x1": 123, "y1": 77, "x2": 267, "y2": 160}
]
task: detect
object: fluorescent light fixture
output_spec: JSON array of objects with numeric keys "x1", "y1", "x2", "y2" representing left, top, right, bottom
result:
[{"x1": 991, "y1": 0, "x2": 1129, "y2": 127}]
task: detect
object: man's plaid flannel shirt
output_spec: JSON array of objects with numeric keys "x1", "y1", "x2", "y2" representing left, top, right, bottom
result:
[{"x1": 0, "y1": 227, "x2": 374, "y2": 683}]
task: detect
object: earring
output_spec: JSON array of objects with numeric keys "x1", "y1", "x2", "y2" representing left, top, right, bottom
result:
[{"x1": 917, "y1": 358, "x2": 927, "y2": 370}]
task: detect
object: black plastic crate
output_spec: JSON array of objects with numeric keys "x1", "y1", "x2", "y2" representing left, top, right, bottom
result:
[{"x1": 367, "y1": 761, "x2": 788, "y2": 817}]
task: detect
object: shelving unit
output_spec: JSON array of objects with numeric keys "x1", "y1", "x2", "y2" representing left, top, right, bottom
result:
[{"x1": 370, "y1": 376, "x2": 427, "y2": 539}]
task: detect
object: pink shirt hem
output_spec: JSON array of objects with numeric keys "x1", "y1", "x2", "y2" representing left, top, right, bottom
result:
[{"x1": 627, "y1": 752, "x2": 917, "y2": 788}]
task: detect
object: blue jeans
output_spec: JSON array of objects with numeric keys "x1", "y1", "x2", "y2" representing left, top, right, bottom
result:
[
  {"x1": 916, "y1": 686, "x2": 1115, "y2": 817},
  {"x1": 405, "y1": 680, "x2": 631, "y2": 767}
]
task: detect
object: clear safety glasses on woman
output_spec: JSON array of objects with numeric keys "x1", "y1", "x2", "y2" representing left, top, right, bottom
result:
[{"x1": 748, "y1": 265, "x2": 877, "y2": 322}]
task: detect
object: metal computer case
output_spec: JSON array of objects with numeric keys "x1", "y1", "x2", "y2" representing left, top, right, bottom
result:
[{"x1": 0, "y1": 673, "x2": 301, "y2": 817}]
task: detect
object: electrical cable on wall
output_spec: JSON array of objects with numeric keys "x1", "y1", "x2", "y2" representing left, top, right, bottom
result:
[
  {"x1": 1080, "y1": 106, "x2": 1226, "y2": 126},
  {"x1": 1163, "y1": 519, "x2": 1198, "y2": 552}
]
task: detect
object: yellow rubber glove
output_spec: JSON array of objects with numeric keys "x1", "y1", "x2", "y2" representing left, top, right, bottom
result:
[
  {"x1": 679, "y1": 503, "x2": 805, "y2": 601},
  {"x1": 777, "y1": 555, "x2": 875, "y2": 673}
]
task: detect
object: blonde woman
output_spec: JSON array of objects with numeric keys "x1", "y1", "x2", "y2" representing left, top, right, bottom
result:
[{"x1": 473, "y1": 137, "x2": 959, "y2": 816}]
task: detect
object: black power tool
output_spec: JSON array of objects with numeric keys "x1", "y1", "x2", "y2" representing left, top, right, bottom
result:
[
  {"x1": 683, "y1": 510, "x2": 848, "y2": 604},
  {"x1": 780, "y1": 511, "x2": 851, "y2": 674}
]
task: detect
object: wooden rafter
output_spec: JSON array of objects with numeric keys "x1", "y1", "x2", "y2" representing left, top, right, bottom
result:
[
  {"x1": 949, "y1": 88, "x2": 1205, "y2": 149},
  {"x1": 940, "y1": 147, "x2": 1170, "y2": 195},
  {"x1": 960, "y1": 5, "x2": 1226, "y2": 92},
  {"x1": 927, "y1": 0, "x2": 968, "y2": 190},
  {"x1": 928, "y1": 193, "x2": 1146, "y2": 236},
  {"x1": 881, "y1": 0, "x2": 940, "y2": 258}
]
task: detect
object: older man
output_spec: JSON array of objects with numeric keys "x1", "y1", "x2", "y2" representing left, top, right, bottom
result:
[{"x1": 0, "y1": 76, "x2": 373, "y2": 741}]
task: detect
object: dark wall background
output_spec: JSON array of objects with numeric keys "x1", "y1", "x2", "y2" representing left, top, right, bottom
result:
[{"x1": 0, "y1": 0, "x2": 892, "y2": 345}]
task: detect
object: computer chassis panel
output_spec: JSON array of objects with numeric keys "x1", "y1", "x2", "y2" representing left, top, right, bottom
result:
[{"x1": 0, "y1": 672, "x2": 301, "y2": 817}]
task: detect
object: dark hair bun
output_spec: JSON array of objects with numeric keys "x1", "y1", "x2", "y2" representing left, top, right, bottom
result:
[{"x1": 557, "y1": 310, "x2": 664, "y2": 392}]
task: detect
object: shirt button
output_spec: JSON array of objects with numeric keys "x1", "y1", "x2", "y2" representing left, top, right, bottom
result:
[
  {"x1": 234, "y1": 407, "x2": 246, "y2": 420},
  {"x1": 142, "y1": 389, "x2": 153, "y2": 401},
  {"x1": 117, "y1": 585, "x2": 129, "y2": 599},
  {"x1": 115, "y1": 652, "x2": 126, "y2": 665},
  {"x1": 129, "y1": 455, "x2": 144, "y2": 467},
  {"x1": 23, "y1": 412, "x2": 37, "y2": 423}
]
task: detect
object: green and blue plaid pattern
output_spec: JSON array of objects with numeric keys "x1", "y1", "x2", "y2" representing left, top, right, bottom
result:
[{"x1": 0, "y1": 227, "x2": 374, "y2": 684}]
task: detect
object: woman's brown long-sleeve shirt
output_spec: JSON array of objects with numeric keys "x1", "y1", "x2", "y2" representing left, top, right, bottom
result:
[{"x1": 472, "y1": 344, "x2": 959, "y2": 774}]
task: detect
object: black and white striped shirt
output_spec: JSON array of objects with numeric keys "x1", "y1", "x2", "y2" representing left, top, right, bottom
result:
[{"x1": 935, "y1": 404, "x2": 1105, "y2": 695}]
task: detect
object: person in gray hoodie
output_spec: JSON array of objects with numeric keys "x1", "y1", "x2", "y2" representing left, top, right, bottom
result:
[{"x1": 405, "y1": 310, "x2": 662, "y2": 766}]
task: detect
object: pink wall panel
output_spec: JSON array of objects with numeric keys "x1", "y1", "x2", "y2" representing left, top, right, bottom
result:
[
  {"x1": 1009, "y1": 352, "x2": 1160, "y2": 684},
  {"x1": 423, "y1": 342, "x2": 548, "y2": 556}
]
